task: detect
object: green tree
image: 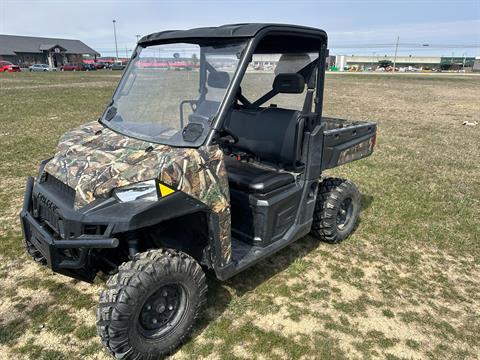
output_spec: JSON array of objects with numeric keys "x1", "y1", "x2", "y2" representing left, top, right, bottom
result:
[
  {"x1": 378, "y1": 60, "x2": 392, "y2": 68},
  {"x1": 191, "y1": 53, "x2": 199, "y2": 66}
]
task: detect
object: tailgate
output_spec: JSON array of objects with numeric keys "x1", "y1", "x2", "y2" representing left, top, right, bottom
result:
[{"x1": 321, "y1": 117, "x2": 377, "y2": 170}]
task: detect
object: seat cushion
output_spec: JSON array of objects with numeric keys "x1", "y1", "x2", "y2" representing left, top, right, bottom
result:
[{"x1": 225, "y1": 157, "x2": 294, "y2": 194}]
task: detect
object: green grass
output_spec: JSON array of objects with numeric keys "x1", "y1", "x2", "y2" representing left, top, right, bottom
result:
[
  {"x1": 0, "y1": 71, "x2": 479, "y2": 359},
  {"x1": 74, "y1": 324, "x2": 97, "y2": 341}
]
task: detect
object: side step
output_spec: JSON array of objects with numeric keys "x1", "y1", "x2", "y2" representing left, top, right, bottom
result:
[{"x1": 216, "y1": 221, "x2": 312, "y2": 280}]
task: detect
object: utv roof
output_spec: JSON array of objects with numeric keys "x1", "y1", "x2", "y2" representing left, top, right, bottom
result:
[{"x1": 139, "y1": 23, "x2": 327, "y2": 45}]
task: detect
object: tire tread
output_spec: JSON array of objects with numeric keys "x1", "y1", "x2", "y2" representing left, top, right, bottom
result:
[
  {"x1": 311, "y1": 177, "x2": 360, "y2": 243},
  {"x1": 97, "y1": 248, "x2": 207, "y2": 359}
]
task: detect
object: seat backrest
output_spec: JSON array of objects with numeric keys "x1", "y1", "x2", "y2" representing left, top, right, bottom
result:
[{"x1": 225, "y1": 107, "x2": 303, "y2": 168}]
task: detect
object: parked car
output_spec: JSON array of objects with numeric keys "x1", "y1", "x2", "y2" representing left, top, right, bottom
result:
[
  {"x1": 0, "y1": 61, "x2": 21, "y2": 72},
  {"x1": 29, "y1": 64, "x2": 57, "y2": 72},
  {"x1": 81, "y1": 63, "x2": 97, "y2": 71},
  {"x1": 60, "y1": 63, "x2": 82, "y2": 71},
  {"x1": 111, "y1": 61, "x2": 126, "y2": 70},
  {"x1": 94, "y1": 62, "x2": 106, "y2": 69}
]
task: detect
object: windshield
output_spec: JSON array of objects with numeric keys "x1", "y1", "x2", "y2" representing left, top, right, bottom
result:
[{"x1": 102, "y1": 40, "x2": 246, "y2": 146}]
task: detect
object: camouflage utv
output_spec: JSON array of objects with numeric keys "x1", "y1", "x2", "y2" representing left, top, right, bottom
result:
[{"x1": 20, "y1": 24, "x2": 377, "y2": 359}]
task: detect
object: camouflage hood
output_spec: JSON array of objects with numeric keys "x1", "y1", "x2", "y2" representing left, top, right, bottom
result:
[
  {"x1": 44, "y1": 121, "x2": 230, "y2": 210},
  {"x1": 44, "y1": 121, "x2": 232, "y2": 264}
]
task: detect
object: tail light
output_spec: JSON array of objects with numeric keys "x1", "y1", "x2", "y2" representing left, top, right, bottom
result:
[{"x1": 372, "y1": 129, "x2": 377, "y2": 147}]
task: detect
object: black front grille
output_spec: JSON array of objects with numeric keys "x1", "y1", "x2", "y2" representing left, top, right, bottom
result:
[
  {"x1": 43, "y1": 173, "x2": 76, "y2": 202},
  {"x1": 35, "y1": 174, "x2": 75, "y2": 235},
  {"x1": 39, "y1": 203, "x2": 60, "y2": 232}
]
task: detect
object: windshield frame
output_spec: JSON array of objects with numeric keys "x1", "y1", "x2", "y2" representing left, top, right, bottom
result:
[{"x1": 100, "y1": 39, "x2": 251, "y2": 148}]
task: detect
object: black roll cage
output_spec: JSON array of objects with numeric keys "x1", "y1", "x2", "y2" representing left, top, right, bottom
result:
[
  {"x1": 117, "y1": 25, "x2": 328, "y2": 148},
  {"x1": 204, "y1": 28, "x2": 328, "y2": 145}
]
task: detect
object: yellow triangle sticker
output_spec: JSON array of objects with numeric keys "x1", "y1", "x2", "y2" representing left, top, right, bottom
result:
[{"x1": 159, "y1": 183, "x2": 175, "y2": 197}]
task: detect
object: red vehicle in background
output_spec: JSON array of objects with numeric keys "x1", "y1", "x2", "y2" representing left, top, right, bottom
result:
[
  {"x1": 60, "y1": 63, "x2": 82, "y2": 71},
  {"x1": 94, "y1": 62, "x2": 106, "y2": 69},
  {"x1": 0, "y1": 61, "x2": 21, "y2": 72}
]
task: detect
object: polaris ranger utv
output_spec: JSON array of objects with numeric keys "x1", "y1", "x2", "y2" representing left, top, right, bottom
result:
[{"x1": 20, "y1": 24, "x2": 376, "y2": 359}]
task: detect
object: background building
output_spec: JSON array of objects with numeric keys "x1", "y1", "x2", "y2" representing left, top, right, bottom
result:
[
  {"x1": 333, "y1": 55, "x2": 476, "y2": 71},
  {"x1": 0, "y1": 34, "x2": 99, "y2": 67}
]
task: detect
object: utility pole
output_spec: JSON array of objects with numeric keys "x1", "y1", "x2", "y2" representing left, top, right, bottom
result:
[
  {"x1": 392, "y1": 36, "x2": 399, "y2": 72},
  {"x1": 112, "y1": 20, "x2": 119, "y2": 60},
  {"x1": 125, "y1": 46, "x2": 128, "y2": 59},
  {"x1": 371, "y1": 51, "x2": 375, "y2": 70}
]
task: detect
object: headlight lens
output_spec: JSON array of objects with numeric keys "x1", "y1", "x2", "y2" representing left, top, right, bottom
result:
[{"x1": 113, "y1": 180, "x2": 158, "y2": 203}]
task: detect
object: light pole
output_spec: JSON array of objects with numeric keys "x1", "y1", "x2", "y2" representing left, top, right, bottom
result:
[
  {"x1": 392, "y1": 36, "x2": 399, "y2": 72},
  {"x1": 113, "y1": 20, "x2": 119, "y2": 60}
]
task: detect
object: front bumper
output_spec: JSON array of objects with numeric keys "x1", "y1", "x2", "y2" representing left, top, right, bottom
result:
[
  {"x1": 20, "y1": 177, "x2": 119, "y2": 281},
  {"x1": 20, "y1": 174, "x2": 208, "y2": 282}
]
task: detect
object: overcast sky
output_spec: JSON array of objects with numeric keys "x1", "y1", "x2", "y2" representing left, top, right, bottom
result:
[{"x1": 1, "y1": 0, "x2": 479, "y2": 57}]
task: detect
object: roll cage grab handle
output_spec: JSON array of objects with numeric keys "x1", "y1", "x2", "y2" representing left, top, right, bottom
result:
[{"x1": 205, "y1": 37, "x2": 328, "y2": 145}]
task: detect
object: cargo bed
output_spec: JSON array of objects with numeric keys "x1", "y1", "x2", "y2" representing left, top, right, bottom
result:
[{"x1": 321, "y1": 117, "x2": 377, "y2": 170}]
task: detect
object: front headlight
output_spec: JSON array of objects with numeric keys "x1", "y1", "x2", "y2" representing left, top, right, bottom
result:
[{"x1": 113, "y1": 180, "x2": 158, "y2": 203}]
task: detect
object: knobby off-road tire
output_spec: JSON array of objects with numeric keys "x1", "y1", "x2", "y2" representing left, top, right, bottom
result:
[
  {"x1": 23, "y1": 237, "x2": 47, "y2": 265},
  {"x1": 311, "y1": 178, "x2": 361, "y2": 243},
  {"x1": 97, "y1": 249, "x2": 207, "y2": 360}
]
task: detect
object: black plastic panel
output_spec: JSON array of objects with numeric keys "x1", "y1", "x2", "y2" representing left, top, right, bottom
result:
[
  {"x1": 230, "y1": 183, "x2": 301, "y2": 247},
  {"x1": 321, "y1": 119, "x2": 377, "y2": 170}
]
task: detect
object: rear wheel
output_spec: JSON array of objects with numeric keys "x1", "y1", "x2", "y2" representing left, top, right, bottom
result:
[
  {"x1": 311, "y1": 178, "x2": 361, "y2": 243},
  {"x1": 97, "y1": 249, "x2": 207, "y2": 359}
]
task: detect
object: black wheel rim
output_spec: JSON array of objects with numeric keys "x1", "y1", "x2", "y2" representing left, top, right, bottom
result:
[
  {"x1": 138, "y1": 284, "x2": 187, "y2": 339},
  {"x1": 337, "y1": 198, "x2": 353, "y2": 230}
]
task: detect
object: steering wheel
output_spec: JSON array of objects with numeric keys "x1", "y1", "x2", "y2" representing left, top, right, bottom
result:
[
  {"x1": 189, "y1": 113, "x2": 211, "y2": 124},
  {"x1": 217, "y1": 127, "x2": 239, "y2": 145}
]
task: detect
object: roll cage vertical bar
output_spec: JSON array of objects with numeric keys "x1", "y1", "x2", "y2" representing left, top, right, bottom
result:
[
  {"x1": 199, "y1": 49, "x2": 207, "y2": 103},
  {"x1": 315, "y1": 43, "x2": 328, "y2": 127},
  {"x1": 204, "y1": 38, "x2": 256, "y2": 145},
  {"x1": 205, "y1": 29, "x2": 328, "y2": 146}
]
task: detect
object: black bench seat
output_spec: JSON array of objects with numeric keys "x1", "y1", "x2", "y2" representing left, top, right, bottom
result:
[{"x1": 224, "y1": 157, "x2": 295, "y2": 194}]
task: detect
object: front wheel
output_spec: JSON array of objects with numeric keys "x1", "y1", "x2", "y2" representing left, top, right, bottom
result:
[
  {"x1": 311, "y1": 178, "x2": 361, "y2": 243},
  {"x1": 97, "y1": 249, "x2": 207, "y2": 359}
]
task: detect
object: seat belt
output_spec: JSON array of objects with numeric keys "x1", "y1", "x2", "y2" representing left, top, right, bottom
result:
[
  {"x1": 302, "y1": 69, "x2": 316, "y2": 115},
  {"x1": 303, "y1": 88, "x2": 314, "y2": 114}
]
